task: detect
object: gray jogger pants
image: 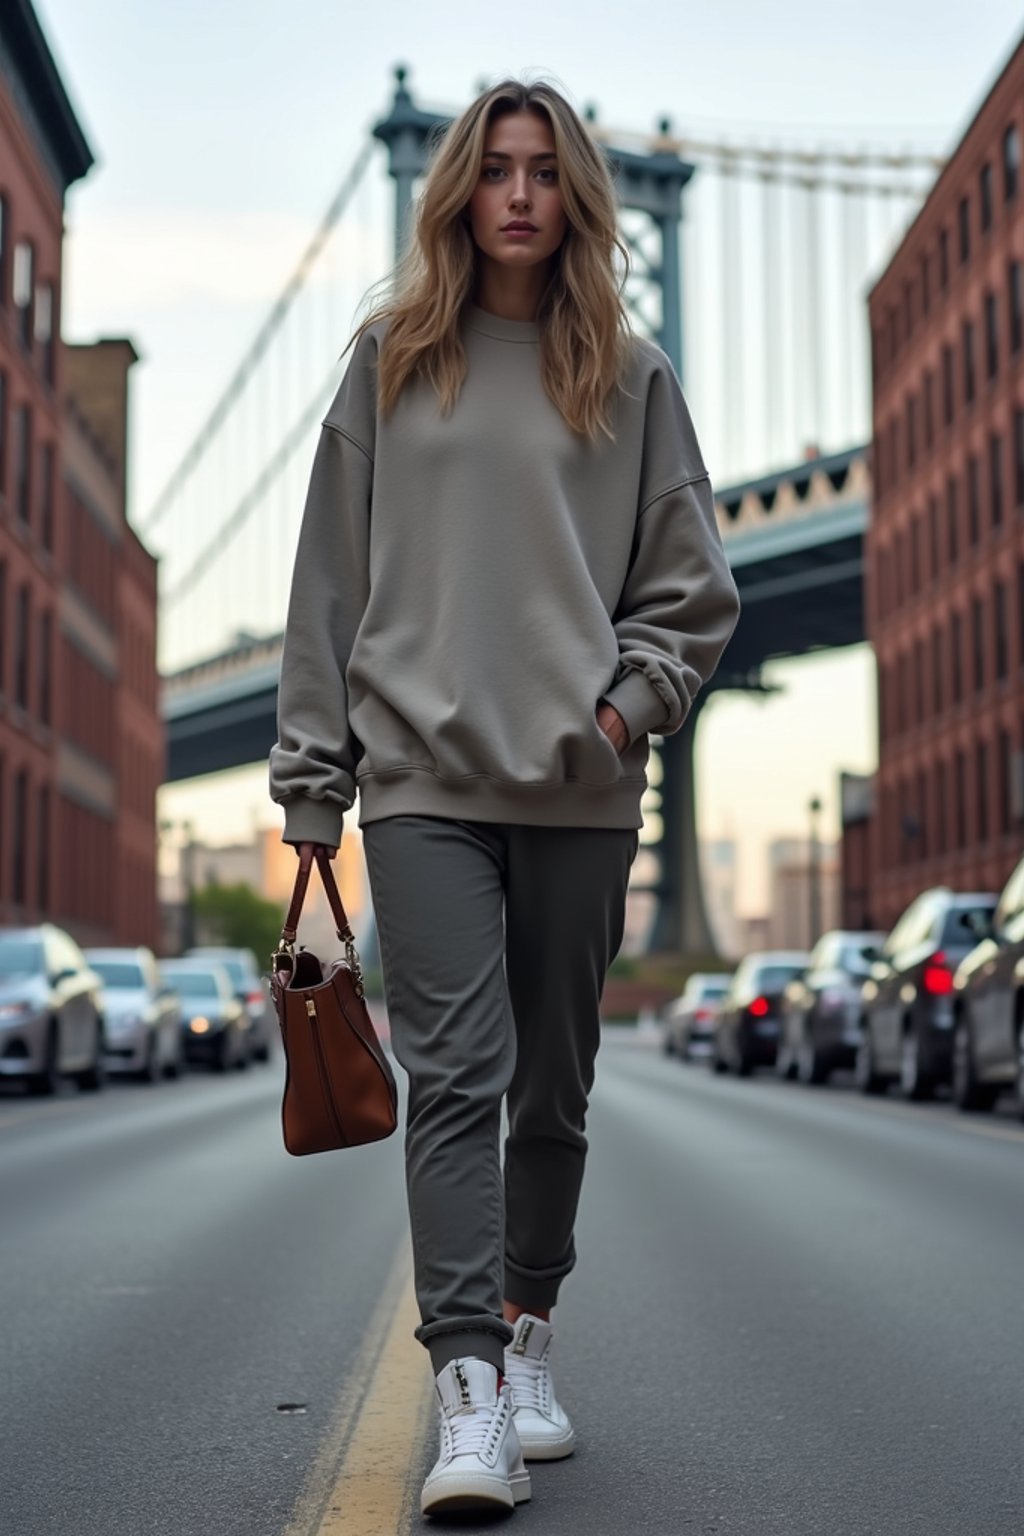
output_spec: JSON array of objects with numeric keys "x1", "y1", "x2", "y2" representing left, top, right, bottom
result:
[{"x1": 361, "y1": 814, "x2": 639, "y2": 1375}]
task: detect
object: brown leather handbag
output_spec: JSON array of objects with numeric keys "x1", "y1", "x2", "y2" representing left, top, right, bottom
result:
[{"x1": 270, "y1": 844, "x2": 398, "y2": 1156}]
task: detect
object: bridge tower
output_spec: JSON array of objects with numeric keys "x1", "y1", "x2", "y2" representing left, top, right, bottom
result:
[{"x1": 373, "y1": 67, "x2": 713, "y2": 958}]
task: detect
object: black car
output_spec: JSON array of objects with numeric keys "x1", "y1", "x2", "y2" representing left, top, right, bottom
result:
[
  {"x1": 712, "y1": 951, "x2": 810, "y2": 1077},
  {"x1": 777, "y1": 928, "x2": 885, "y2": 1085},
  {"x1": 856, "y1": 887, "x2": 998, "y2": 1099},
  {"x1": 951, "y1": 854, "x2": 1024, "y2": 1116},
  {"x1": 161, "y1": 960, "x2": 249, "y2": 1072}
]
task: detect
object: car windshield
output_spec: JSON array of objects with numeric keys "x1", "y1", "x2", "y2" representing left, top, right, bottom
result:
[
  {"x1": 840, "y1": 945, "x2": 875, "y2": 975},
  {"x1": 755, "y1": 964, "x2": 804, "y2": 990},
  {"x1": 942, "y1": 905, "x2": 995, "y2": 945},
  {"x1": 701, "y1": 978, "x2": 730, "y2": 998},
  {"x1": 90, "y1": 962, "x2": 145, "y2": 989},
  {"x1": 192, "y1": 954, "x2": 247, "y2": 987},
  {"x1": 0, "y1": 938, "x2": 42, "y2": 978},
  {"x1": 167, "y1": 971, "x2": 218, "y2": 998}
]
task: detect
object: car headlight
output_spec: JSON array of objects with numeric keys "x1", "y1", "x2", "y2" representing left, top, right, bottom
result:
[{"x1": 0, "y1": 1001, "x2": 34, "y2": 1021}]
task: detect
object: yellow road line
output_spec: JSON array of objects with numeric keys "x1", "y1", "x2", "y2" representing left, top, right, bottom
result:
[{"x1": 285, "y1": 1239, "x2": 434, "y2": 1536}]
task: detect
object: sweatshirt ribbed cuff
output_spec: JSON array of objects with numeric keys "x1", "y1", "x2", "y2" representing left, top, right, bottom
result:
[
  {"x1": 600, "y1": 667, "x2": 670, "y2": 745},
  {"x1": 279, "y1": 795, "x2": 346, "y2": 848}
]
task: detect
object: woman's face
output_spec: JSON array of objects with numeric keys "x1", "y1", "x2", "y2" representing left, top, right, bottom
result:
[{"x1": 466, "y1": 108, "x2": 567, "y2": 272}]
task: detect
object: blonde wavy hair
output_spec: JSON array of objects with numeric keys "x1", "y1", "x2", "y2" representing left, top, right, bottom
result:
[{"x1": 349, "y1": 76, "x2": 636, "y2": 441}]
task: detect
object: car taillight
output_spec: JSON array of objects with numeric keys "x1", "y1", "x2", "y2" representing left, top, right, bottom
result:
[
  {"x1": 922, "y1": 952, "x2": 953, "y2": 996},
  {"x1": 749, "y1": 996, "x2": 770, "y2": 1017},
  {"x1": 694, "y1": 1007, "x2": 711, "y2": 1022}
]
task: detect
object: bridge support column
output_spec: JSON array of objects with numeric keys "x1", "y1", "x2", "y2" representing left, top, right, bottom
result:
[{"x1": 645, "y1": 693, "x2": 718, "y2": 959}]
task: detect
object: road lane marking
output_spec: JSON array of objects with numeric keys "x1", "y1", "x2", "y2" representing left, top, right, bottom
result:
[{"x1": 285, "y1": 1238, "x2": 433, "y2": 1536}]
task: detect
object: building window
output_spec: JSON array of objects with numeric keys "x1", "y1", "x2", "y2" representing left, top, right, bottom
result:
[
  {"x1": 980, "y1": 162, "x2": 994, "y2": 233},
  {"x1": 952, "y1": 611, "x2": 964, "y2": 703},
  {"x1": 923, "y1": 369, "x2": 934, "y2": 449},
  {"x1": 906, "y1": 393, "x2": 917, "y2": 470},
  {"x1": 0, "y1": 369, "x2": 6, "y2": 499},
  {"x1": 914, "y1": 637, "x2": 925, "y2": 723},
  {"x1": 942, "y1": 344, "x2": 955, "y2": 425},
  {"x1": 38, "y1": 610, "x2": 51, "y2": 726},
  {"x1": 1010, "y1": 260, "x2": 1024, "y2": 354},
  {"x1": 910, "y1": 514, "x2": 921, "y2": 592},
  {"x1": 13, "y1": 405, "x2": 30, "y2": 525},
  {"x1": 34, "y1": 283, "x2": 54, "y2": 386},
  {"x1": 1016, "y1": 409, "x2": 1024, "y2": 509},
  {"x1": 0, "y1": 195, "x2": 8, "y2": 307},
  {"x1": 985, "y1": 290, "x2": 999, "y2": 379},
  {"x1": 959, "y1": 195, "x2": 971, "y2": 265},
  {"x1": 939, "y1": 227, "x2": 949, "y2": 289},
  {"x1": 990, "y1": 433, "x2": 1004, "y2": 527},
  {"x1": 947, "y1": 474, "x2": 959, "y2": 562},
  {"x1": 12, "y1": 241, "x2": 33, "y2": 349},
  {"x1": 972, "y1": 594, "x2": 985, "y2": 691},
  {"x1": 14, "y1": 584, "x2": 29, "y2": 710},
  {"x1": 999, "y1": 729, "x2": 1013, "y2": 834},
  {"x1": 39, "y1": 442, "x2": 54, "y2": 551},
  {"x1": 1005, "y1": 124, "x2": 1021, "y2": 203},
  {"x1": 889, "y1": 417, "x2": 899, "y2": 488},
  {"x1": 921, "y1": 251, "x2": 931, "y2": 314},
  {"x1": 928, "y1": 494, "x2": 940, "y2": 578},
  {"x1": 962, "y1": 318, "x2": 976, "y2": 404},
  {"x1": 12, "y1": 769, "x2": 27, "y2": 906},
  {"x1": 37, "y1": 784, "x2": 49, "y2": 912},
  {"x1": 932, "y1": 624, "x2": 943, "y2": 713},
  {"x1": 994, "y1": 580, "x2": 1008, "y2": 680},
  {"x1": 967, "y1": 455, "x2": 981, "y2": 543},
  {"x1": 954, "y1": 749, "x2": 967, "y2": 847},
  {"x1": 976, "y1": 740, "x2": 990, "y2": 843},
  {"x1": 936, "y1": 760, "x2": 948, "y2": 855}
]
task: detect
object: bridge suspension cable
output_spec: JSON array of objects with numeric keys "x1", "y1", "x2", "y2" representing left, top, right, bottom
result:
[{"x1": 142, "y1": 135, "x2": 376, "y2": 535}]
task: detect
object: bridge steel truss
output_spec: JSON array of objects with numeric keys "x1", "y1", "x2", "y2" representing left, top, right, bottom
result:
[{"x1": 372, "y1": 67, "x2": 711, "y2": 957}]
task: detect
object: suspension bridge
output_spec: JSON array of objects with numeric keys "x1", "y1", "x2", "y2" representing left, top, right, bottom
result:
[{"x1": 154, "y1": 65, "x2": 945, "y2": 956}]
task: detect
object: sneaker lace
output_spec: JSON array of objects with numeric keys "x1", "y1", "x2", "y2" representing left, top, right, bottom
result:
[
  {"x1": 504, "y1": 1354, "x2": 545, "y2": 1413},
  {"x1": 448, "y1": 1402, "x2": 504, "y2": 1457}
]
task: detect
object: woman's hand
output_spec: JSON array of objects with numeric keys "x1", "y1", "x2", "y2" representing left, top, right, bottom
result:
[
  {"x1": 596, "y1": 702, "x2": 629, "y2": 754},
  {"x1": 296, "y1": 841, "x2": 338, "y2": 861}
]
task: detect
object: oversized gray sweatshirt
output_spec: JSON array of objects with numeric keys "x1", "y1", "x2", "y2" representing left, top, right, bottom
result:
[{"x1": 269, "y1": 303, "x2": 741, "y2": 845}]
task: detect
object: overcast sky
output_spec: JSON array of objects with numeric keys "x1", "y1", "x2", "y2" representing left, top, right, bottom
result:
[{"x1": 32, "y1": 0, "x2": 1024, "y2": 915}]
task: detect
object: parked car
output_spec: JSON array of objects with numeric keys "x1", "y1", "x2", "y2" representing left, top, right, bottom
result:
[
  {"x1": 661, "y1": 972, "x2": 732, "y2": 1060},
  {"x1": 951, "y1": 854, "x2": 1024, "y2": 1116},
  {"x1": 856, "y1": 887, "x2": 998, "y2": 1099},
  {"x1": 185, "y1": 947, "x2": 274, "y2": 1062},
  {"x1": 0, "y1": 925, "x2": 106, "y2": 1095},
  {"x1": 161, "y1": 959, "x2": 250, "y2": 1072},
  {"x1": 711, "y1": 951, "x2": 810, "y2": 1076},
  {"x1": 776, "y1": 929, "x2": 886, "y2": 1085},
  {"x1": 85, "y1": 947, "x2": 183, "y2": 1082}
]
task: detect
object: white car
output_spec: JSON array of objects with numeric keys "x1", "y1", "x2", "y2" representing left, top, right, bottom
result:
[{"x1": 85, "y1": 947, "x2": 184, "y2": 1082}]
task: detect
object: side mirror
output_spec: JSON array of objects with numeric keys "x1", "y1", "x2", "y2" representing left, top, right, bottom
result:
[
  {"x1": 860, "y1": 945, "x2": 879, "y2": 964},
  {"x1": 963, "y1": 910, "x2": 994, "y2": 940}
]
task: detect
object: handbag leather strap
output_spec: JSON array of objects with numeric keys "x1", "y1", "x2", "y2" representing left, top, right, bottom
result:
[{"x1": 281, "y1": 845, "x2": 354, "y2": 945}]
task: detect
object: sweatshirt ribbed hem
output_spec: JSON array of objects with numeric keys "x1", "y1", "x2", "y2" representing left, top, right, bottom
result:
[{"x1": 355, "y1": 765, "x2": 645, "y2": 830}]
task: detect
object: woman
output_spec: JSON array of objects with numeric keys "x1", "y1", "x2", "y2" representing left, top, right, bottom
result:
[{"x1": 269, "y1": 76, "x2": 741, "y2": 1518}]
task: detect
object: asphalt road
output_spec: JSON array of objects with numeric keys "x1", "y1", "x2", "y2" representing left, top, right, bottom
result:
[{"x1": 1, "y1": 1030, "x2": 1021, "y2": 1536}]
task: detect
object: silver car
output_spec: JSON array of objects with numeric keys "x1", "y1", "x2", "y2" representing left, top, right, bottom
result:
[
  {"x1": 661, "y1": 972, "x2": 732, "y2": 1060},
  {"x1": 0, "y1": 925, "x2": 106, "y2": 1095},
  {"x1": 85, "y1": 947, "x2": 184, "y2": 1083}
]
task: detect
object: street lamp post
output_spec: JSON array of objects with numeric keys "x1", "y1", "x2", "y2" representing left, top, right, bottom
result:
[{"x1": 808, "y1": 796, "x2": 822, "y2": 949}]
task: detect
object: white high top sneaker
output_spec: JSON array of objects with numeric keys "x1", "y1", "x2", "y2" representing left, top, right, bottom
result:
[
  {"x1": 503, "y1": 1314, "x2": 576, "y2": 1460},
  {"x1": 421, "y1": 1357, "x2": 532, "y2": 1517}
]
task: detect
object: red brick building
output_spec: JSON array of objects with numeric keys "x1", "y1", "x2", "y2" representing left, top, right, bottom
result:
[
  {"x1": 866, "y1": 34, "x2": 1024, "y2": 928},
  {"x1": 0, "y1": 1, "x2": 162, "y2": 946}
]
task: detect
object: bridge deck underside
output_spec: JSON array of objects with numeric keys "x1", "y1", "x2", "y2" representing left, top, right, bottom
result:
[{"x1": 721, "y1": 530, "x2": 864, "y2": 678}]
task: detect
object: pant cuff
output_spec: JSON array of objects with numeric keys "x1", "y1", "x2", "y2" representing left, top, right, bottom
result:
[
  {"x1": 416, "y1": 1317, "x2": 514, "y2": 1376},
  {"x1": 503, "y1": 1261, "x2": 569, "y2": 1311}
]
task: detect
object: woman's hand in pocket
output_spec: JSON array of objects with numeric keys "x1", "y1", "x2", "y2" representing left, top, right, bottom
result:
[{"x1": 595, "y1": 702, "x2": 629, "y2": 755}]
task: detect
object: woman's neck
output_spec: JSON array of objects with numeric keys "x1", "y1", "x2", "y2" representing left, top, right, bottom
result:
[{"x1": 472, "y1": 259, "x2": 553, "y2": 323}]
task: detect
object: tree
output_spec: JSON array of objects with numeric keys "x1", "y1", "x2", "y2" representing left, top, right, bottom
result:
[{"x1": 191, "y1": 882, "x2": 284, "y2": 969}]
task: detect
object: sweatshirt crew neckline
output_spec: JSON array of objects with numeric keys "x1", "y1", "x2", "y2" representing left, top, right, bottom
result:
[{"x1": 464, "y1": 303, "x2": 540, "y2": 343}]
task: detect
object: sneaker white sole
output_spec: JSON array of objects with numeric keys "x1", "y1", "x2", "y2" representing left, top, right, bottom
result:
[
  {"x1": 421, "y1": 1466, "x2": 532, "y2": 1517},
  {"x1": 515, "y1": 1421, "x2": 576, "y2": 1461}
]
